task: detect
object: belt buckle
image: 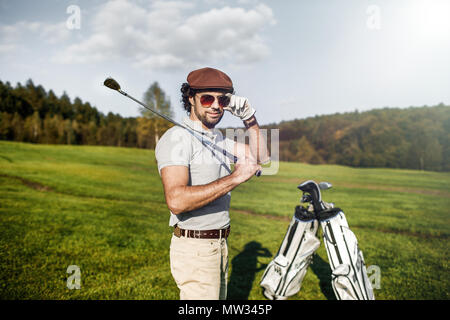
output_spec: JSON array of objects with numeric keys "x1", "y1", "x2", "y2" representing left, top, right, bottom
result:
[
  {"x1": 193, "y1": 230, "x2": 201, "y2": 239},
  {"x1": 174, "y1": 226, "x2": 181, "y2": 238}
]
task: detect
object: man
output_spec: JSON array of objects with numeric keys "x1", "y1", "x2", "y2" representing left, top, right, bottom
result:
[{"x1": 155, "y1": 67, "x2": 269, "y2": 300}]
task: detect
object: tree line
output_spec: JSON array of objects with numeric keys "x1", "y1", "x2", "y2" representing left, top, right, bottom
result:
[
  {"x1": 261, "y1": 104, "x2": 449, "y2": 171},
  {"x1": 0, "y1": 79, "x2": 173, "y2": 150},
  {"x1": 0, "y1": 78, "x2": 448, "y2": 171}
]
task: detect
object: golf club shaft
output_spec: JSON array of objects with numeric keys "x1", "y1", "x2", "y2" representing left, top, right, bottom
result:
[
  {"x1": 115, "y1": 88, "x2": 261, "y2": 177},
  {"x1": 118, "y1": 89, "x2": 184, "y2": 128}
]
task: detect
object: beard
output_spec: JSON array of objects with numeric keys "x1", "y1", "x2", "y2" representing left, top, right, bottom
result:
[{"x1": 193, "y1": 107, "x2": 224, "y2": 129}]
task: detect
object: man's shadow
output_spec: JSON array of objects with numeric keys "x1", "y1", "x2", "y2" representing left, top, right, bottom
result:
[
  {"x1": 227, "y1": 241, "x2": 271, "y2": 300},
  {"x1": 310, "y1": 254, "x2": 336, "y2": 300}
]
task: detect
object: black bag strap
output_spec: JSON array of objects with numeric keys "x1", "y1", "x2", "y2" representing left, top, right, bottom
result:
[
  {"x1": 316, "y1": 207, "x2": 342, "y2": 222},
  {"x1": 294, "y1": 205, "x2": 316, "y2": 221}
]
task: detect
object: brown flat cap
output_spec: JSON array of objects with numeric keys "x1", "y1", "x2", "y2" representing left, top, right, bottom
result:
[{"x1": 187, "y1": 67, "x2": 233, "y2": 90}]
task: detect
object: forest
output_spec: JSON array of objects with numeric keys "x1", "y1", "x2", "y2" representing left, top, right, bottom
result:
[
  {"x1": 0, "y1": 79, "x2": 172, "y2": 150},
  {"x1": 261, "y1": 103, "x2": 449, "y2": 171},
  {"x1": 0, "y1": 79, "x2": 448, "y2": 171}
]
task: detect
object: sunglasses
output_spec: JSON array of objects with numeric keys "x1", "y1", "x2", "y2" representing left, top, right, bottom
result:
[{"x1": 198, "y1": 94, "x2": 230, "y2": 108}]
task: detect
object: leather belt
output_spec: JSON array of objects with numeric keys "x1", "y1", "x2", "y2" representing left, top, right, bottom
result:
[{"x1": 174, "y1": 225, "x2": 230, "y2": 239}]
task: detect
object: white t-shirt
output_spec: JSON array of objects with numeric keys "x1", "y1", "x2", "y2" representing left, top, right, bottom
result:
[{"x1": 155, "y1": 117, "x2": 235, "y2": 230}]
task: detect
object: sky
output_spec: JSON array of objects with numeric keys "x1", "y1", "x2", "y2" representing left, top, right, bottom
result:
[{"x1": 1, "y1": 0, "x2": 449, "y2": 128}]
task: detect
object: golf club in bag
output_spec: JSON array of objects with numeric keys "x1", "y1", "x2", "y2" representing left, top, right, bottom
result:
[
  {"x1": 103, "y1": 77, "x2": 261, "y2": 176},
  {"x1": 260, "y1": 180, "x2": 374, "y2": 300},
  {"x1": 259, "y1": 206, "x2": 320, "y2": 300}
]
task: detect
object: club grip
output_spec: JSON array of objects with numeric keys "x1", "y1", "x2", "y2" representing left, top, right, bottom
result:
[{"x1": 234, "y1": 156, "x2": 261, "y2": 177}]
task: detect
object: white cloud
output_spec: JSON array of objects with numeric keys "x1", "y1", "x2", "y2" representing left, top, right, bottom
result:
[
  {"x1": 53, "y1": 0, "x2": 276, "y2": 70},
  {"x1": 0, "y1": 43, "x2": 16, "y2": 54},
  {"x1": 40, "y1": 22, "x2": 72, "y2": 44},
  {"x1": 0, "y1": 20, "x2": 71, "y2": 53}
]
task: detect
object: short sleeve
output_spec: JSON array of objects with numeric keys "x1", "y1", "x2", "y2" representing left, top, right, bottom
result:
[{"x1": 155, "y1": 126, "x2": 192, "y2": 174}]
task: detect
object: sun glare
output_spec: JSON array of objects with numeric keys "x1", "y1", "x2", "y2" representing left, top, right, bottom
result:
[{"x1": 408, "y1": 0, "x2": 450, "y2": 41}]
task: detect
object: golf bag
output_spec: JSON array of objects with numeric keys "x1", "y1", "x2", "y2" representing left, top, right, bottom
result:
[
  {"x1": 260, "y1": 180, "x2": 375, "y2": 300},
  {"x1": 319, "y1": 206, "x2": 374, "y2": 300},
  {"x1": 260, "y1": 206, "x2": 320, "y2": 300}
]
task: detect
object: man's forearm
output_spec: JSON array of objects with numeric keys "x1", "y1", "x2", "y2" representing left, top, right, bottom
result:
[
  {"x1": 167, "y1": 174, "x2": 239, "y2": 215},
  {"x1": 243, "y1": 116, "x2": 270, "y2": 164}
]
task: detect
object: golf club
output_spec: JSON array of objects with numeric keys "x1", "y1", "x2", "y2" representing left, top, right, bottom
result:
[
  {"x1": 319, "y1": 182, "x2": 332, "y2": 190},
  {"x1": 297, "y1": 180, "x2": 326, "y2": 213},
  {"x1": 103, "y1": 77, "x2": 261, "y2": 177}
]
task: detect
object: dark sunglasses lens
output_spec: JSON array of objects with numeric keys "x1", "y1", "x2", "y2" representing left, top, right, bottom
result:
[
  {"x1": 200, "y1": 95, "x2": 215, "y2": 106},
  {"x1": 218, "y1": 96, "x2": 230, "y2": 107}
]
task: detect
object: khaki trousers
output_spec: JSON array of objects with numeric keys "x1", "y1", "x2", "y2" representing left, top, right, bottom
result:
[{"x1": 170, "y1": 234, "x2": 228, "y2": 300}]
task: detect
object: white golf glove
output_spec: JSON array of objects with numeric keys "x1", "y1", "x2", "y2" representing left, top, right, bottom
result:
[{"x1": 224, "y1": 94, "x2": 256, "y2": 121}]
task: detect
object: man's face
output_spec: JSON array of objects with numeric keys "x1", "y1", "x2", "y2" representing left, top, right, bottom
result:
[{"x1": 189, "y1": 91, "x2": 227, "y2": 129}]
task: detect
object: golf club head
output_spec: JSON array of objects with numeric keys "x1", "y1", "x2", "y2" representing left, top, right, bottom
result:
[
  {"x1": 297, "y1": 180, "x2": 325, "y2": 213},
  {"x1": 300, "y1": 194, "x2": 312, "y2": 203},
  {"x1": 104, "y1": 77, "x2": 121, "y2": 91},
  {"x1": 319, "y1": 182, "x2": 332, "y2": 190}
]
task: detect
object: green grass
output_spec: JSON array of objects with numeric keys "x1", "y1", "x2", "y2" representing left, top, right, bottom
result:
[{"x1": 0, "y1": 140, "x2": 449, "y2": 299}]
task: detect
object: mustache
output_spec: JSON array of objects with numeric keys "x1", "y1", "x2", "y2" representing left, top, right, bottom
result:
[{"x1": 206, "y1": 109, "x2": 223, "y2": 114}]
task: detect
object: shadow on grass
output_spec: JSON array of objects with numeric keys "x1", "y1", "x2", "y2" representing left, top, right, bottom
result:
[
  {"x1": 227, "y1": 241, "x2": 271, "y2": 300},
  {"x1": 310, "y1": 254, "x2": 336, "y2": 300}
]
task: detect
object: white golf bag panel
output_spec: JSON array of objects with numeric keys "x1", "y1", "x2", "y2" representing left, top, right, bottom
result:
[
  {"x1": 260, "y1": 208, "x2": 320, "y2": 300},
  {"x1": 320, "y1": 209, "x2": 375, "y2": 300}
]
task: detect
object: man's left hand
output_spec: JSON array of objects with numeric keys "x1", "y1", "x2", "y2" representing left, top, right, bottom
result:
[{"x1": 224, "y1": 94, "x2": 256, "y2": 121}]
